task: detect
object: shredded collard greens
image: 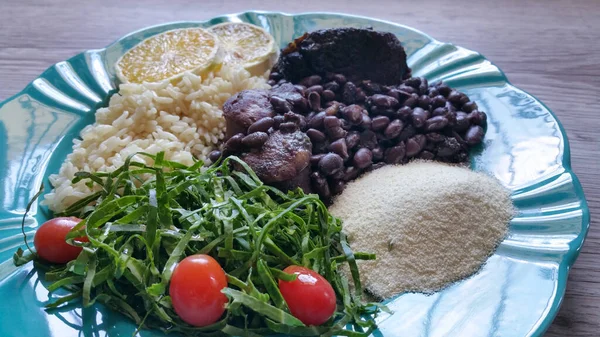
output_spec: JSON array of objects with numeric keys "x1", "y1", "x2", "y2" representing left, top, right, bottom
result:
[{"x1": 14, "y1": 153, "x2": 384, "y2": 336}]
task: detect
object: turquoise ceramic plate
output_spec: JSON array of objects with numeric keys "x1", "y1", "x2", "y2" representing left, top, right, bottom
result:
[{"x1": 0, "y1": 11, "x2": 590, "y2": 337}]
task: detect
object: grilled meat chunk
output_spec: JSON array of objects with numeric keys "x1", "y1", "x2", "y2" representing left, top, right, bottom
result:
[
  {"x1": 222, "y1": 90, "x2": 275, "y2": 139},
  {"x1": 240, "y1": 130, "x2": 313, "y2": 193},
  {"x1": 273, "y1": 28, "x2": 410, "y2": 85}
]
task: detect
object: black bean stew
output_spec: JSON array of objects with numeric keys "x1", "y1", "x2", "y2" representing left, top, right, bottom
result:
[
  {"x1": 212, "y1": 72, "x2": 486, "y2": 202},
  {"x1": 212, "y1": 28, "x2": 486, "y2": 203}
]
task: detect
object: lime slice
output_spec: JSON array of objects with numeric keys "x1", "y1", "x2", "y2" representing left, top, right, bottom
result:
[
  {"x1": 209, "y1": 22, "x2": 278, "y2": 76},
  {"x1": 115, "y1": 27, "x2": 222, "y2": 83}
]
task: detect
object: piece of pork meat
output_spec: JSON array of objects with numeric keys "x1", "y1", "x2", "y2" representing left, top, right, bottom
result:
[
  {"x1": 222, "y1": 90, "x2": 275, "y2": 139},
  {"x1": 273, "y1": 27, "x2": 411, "y2": 85},
  {"x1": 240, "y1": 130, "x2": 312, "y2": 193}
]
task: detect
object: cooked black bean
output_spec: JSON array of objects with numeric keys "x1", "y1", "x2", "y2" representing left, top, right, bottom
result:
[
  {"x1": 465, "y1": 125, "x2": 485, "y2": 145},
  {"x1": 322, "y1": 90, "x2": 336, "y2": 102},
  {"x1": 248, "y1": 117, "x2": 274, "y2": 134},
  {"x1": 341, "y1": 118, "x2": 353, "y2": 130},
  {"x1": 225, "y1": 133, "x2": 244, "y2": 152},
  {"x1": 353, "y1": 148, "x2": 373, "y2": 169},
  {"x1": 448, "y1": 91, "x2": 468, "y2": 107},
  {"x1": 462, "y1": 101, "x2": 478, "y2": 113},
  {"x1": 324, "y1": 102, "x2": 340, "y2": 116},
  {"x1": 371, "y1": 115, "x2": 390, "y2": 131},
  {"x1": 342, "y1": 104, "x2": 364, "y2": 125},
  {"x1": 342, "y1": 82, "x2": 358, "y2": 104},
  {"x1": 428, "y1": 87, "x2": 439, "y2": 97},
  {"x1": 371, "y1": 146, "x2": 384, "y2": 161},
  {"x1": 418, "y1": 83, "x2": 428, "y2": 95},
  {"x1": 406, "y1": 134, "x2": 426, "y2": 157},
  {"x1": 328, "y1": 127, "x2": 347, "y2": 140},
  {"x1": 432, "y1": 107, "x2": 447, "y2": 117},
  {"x1": 424, "y1": 115, "x2": 449, "y2": 132},
  {"x1": 272, "y1": 115, "x2": 285, "y2": 130},
  {"x1": 418, "y1": 95, "x2": 431, "y2": 109},
  {"x1": 403, "y1": 94, "x2": 419, "y2": 108},
  {"x1": 359, "y1": 130, "x2": 378, "y2": 149},
  {"x1": 370, "y1": 94, "x2": 400, "y2": 109},
  {"x1": 242, "y1": 132, "x2": 268, "y2": 148},
  {"x1": 445, "y1": 101, "x2": 457, "y2": 114},
  {"x1": 356, "y1": 88, "x2": 367, "y2": 103},
  {"x1": 361, "y1": 80, "x2": 382, "y2": 94},
  {"x1": 398, "y1": 85, "x2": 417, "y2": 95},
  {"x1": 267, "y1": 79, "x2": 277, "y2": 86},
  {"x1": 431, "y1": 95, "x2": 447, "y2": 109},
  {"x1": 411, "y1": 107, "x2": 429, "y2": 128},
  {"x1": 436, "y1": 83, "x2": 452, "y2": 97},
  {"x1": 404, "y1": 77, "x2": 421, "y2": 88},
  {"x1": 398, "y1": 124, "x2": 416, "y2": 141},
  {"x1": 323, "y1": 81, "x2": 340, "y2": 92},
  {"x1": 324, "y1": 116, "x2": 341, "y2": 129},
  {"x1": 397, "y1": 106, "x2": 413, "y2": 120},
  {"x1": 310, "y1": 154, "x2": 326, "y2": 167},
  {"x1": 318, "y1": 153, "x2": 344, "y2": 176},
  {"x1": 279, "y1": 122, "x2": 298, "y2": 133},
  {"x1": 270, "y1": 96, "x2": 292, "y2": 113},
  {"x1": 208, "y1": 150, "x2": 222, "y2": 162},
  {"x1": 306, "y1": 85, "x2": 324, "y2": 95},
  {"x1": 311, "y1": 171, "x2": 331, "y2": 199},
  {"x1": 330, "y1": 168, "x2": 345, "y2": 181},
  {"x1": 343, "y1": 166, "x2": 361, "y2": 181},
  {"x1": 419, "y1": 151, "x2": 435, "y2": 160},
  {"x1": 284, "y1": 112, "x2": 306, "y2": 129},
  {"x1": 445, "y1": 110, "x2": 457, "y2": 127},
  {"x1": 459, "y1": 94, "x2": 469, "y2": 106},
  {"x1": 308, "y1": 111, "x2": 326, "y2": 129},
  {"x1": 300, "y1": 75, "x2": 322, "y2": 87},
  {"x1": 329, "y1": 138, "x2": 349, "y2": 159},
  {"x1": 437, "y1": 137, "x2": 461, "y2": 157},
  {"x1": 426, "y1": 132, "x2": 445, "y2": 143},
  {"x1": 330, "y1": 179, "x2": 346, "y2": 195},
  {"x1": 346, "y1": 131, "x2": 361, "y2": 149},
  {"x1": 306, "y1": 128, "x2": 327, "y2": 143},
  {"x1": 384, "y1": 142, "x2": 406, "y2": 164},
  {"x1": 308, "y1": 92, "x2": 321, "y2": 112},
  {"x1": 361, "y1": 114, "x2": 372, "y2": 130},
  {"x1": 384, "y1": 119, "x2": 404, "y2": 139},
  {"x1": 467, "y1": 110, "x2": 487, "y2": 125},
  {"x1": 455, "y1": 111, "x2": 470, "y2": 132},
  {"x1": 295, "y1": 97, "x2": 309, "y2": 112},
  {"x1": 333, "y1": 74, "x2": 347, "y2": 85},
  {"x1": 269, "y1": 72, "x2": 282, "y2": 81},
  {"x1": 294, "y1": 85, "x2": 306, "y2": 95}
]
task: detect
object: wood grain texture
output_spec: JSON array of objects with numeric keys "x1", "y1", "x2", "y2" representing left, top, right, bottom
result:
[{"x1": 1, "y1": 0, "x2": 598, "y2": 335}]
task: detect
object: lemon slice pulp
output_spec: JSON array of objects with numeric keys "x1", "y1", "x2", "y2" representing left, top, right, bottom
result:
[
  {"x1": 115, "y1": 28, "x2": 221, "y2": 83},
  {"x1": 209, "y1": 22, "x2": 278, "y2": 76}
]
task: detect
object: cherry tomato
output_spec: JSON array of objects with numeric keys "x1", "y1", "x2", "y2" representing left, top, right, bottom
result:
[
  {"x1": 279, "y1": 265, "x2": 337, "y2": 326},
  {"x1": 169, "y1": 254, "x2": 228, "y2": 327},
  {"x1": 33, "y1": 217, "x2": 87, "y2": 264}
]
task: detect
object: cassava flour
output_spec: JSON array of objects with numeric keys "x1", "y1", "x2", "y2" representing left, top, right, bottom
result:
[{"x1": 329, "y1": 161, "x2": 513, "y2": 299}]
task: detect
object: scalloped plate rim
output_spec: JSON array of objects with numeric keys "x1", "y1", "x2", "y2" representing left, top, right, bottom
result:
[{"x1": 0, "y1": 10, "x2": 590, "y2": 337}]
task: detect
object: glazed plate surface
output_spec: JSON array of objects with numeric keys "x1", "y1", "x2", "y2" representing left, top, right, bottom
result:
[{"x1": 0, "y1": 11, "x2": 590, "y2": 337}]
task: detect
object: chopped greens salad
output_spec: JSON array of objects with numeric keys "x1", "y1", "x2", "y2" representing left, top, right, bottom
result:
[{"x1": 14, "y1": 153, "x2": 383, "y2": 336}]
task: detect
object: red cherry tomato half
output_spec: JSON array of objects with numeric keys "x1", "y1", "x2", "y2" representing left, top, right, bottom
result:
[
  {"x1": 169, "y1": 254, "x2": 228, "y2": 327},
  {"x1": 33, "y1": 217, "x2": 87, "y2": 264},
  {"x1": 279, "y1": 265, "x2": 337, "y2": 326}
]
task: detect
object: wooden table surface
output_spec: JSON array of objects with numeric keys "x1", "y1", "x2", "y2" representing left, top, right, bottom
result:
[{"x1": 1, "y1": 0, "x2": 598, "y2": 335}]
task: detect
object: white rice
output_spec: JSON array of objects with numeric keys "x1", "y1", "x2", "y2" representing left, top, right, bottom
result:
[{"x1": 44, "y1": 66, "x2": 269, "y2": 212}]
